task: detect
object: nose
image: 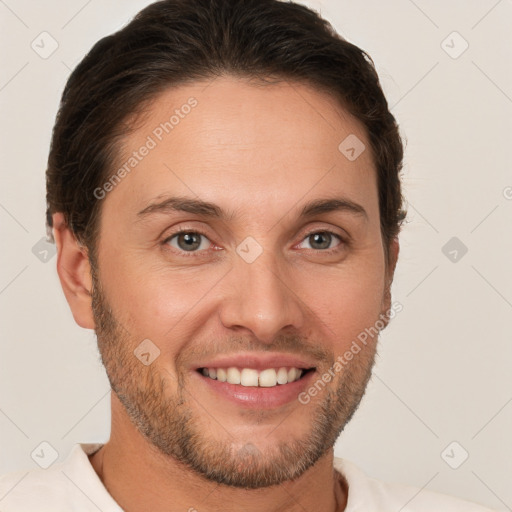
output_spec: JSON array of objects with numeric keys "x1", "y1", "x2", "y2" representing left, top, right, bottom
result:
[{"x1": 218, "y1": 250, "x2": 305, "y2": 344}]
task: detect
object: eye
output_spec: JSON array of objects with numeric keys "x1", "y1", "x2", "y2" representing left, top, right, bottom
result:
[
  {"x1": 297, "y1": 231, "x2": 343, "y2": 251},
  {"x1": 162, "y1": 228, "x2": 345, "y2": 257},
  {"x1": 165, "y1": 230, "x2": 212, "y2": 253}
]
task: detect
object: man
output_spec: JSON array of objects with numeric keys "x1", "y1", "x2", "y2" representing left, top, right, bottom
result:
[{"x1": 0, "y1": 0, "x2": 495, "y2": 510}]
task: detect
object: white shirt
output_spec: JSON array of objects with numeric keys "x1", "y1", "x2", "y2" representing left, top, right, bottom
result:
[{"x1": 0, "y1": 443, "x2": 495, "y2": 511}]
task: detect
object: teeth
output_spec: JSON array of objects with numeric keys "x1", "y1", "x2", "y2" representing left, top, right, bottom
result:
[
  {"x1": 259, "y1": 368, "x2": 277, "y2": 387},
  {"x1": 226, "y1": 367, "x2": 241, "y2": 385},
  {"x1": 241, "y1": 368, "x2": 258, "y2": 386},
  {"x1": 201, "y1": 366, "x2": 306, "y2": 387},
  {"x1": 276, "y1": 367, "x2": 288, "y2": 384},
  {"x1": 287, "y1": 367, "x2": 300, "y2": 382}
]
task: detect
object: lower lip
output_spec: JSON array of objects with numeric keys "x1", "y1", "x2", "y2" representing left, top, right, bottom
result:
[{"x1": 193, "y1": 370, "x2": 316, "y2": 409}]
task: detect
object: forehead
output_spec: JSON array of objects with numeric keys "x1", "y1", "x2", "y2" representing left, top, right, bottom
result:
[{"x1": 103, "y1": 76, "x2": 379, "y2": 226}]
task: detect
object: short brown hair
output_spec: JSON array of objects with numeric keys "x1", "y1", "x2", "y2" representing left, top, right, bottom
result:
[{"x1": 46, "y1": 0, "x2": 406, "y2": 262}]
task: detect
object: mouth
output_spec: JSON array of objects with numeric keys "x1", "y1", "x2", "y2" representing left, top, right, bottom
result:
[
  {"x1": 193, "y1": 357, "x2": 317, "y2": 409},
  {"x1": 196, "y1": 366, "x2": 315, "y2": 387}
]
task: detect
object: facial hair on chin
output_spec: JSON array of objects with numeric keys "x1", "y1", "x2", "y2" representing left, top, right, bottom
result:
[{"x1": 90, "y1": 270, "x2": 377, "y2": 489}]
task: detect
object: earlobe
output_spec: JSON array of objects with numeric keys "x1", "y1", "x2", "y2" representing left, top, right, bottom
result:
[{"x1": 52, "y1": 212, "x2": 95, "y2": 329}]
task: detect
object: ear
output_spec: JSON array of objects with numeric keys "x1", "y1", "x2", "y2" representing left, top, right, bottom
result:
[
  {"x1": 380, "y1": 237, "x2": 400, "y2": 327},
  {"x1": 52, "y1": 212, "x2": 95, "y2": 329}
]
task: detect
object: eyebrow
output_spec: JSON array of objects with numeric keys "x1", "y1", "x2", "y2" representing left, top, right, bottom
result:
[{"x1": 136, "y1": 195, "x2": 368, "y2": 222}]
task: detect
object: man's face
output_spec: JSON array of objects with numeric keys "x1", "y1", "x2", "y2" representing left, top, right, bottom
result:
[{"x1": 90, "y1": 76, "x2": 394, "y2": 488}]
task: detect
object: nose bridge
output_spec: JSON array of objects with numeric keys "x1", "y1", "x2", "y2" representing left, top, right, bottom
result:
[{"x1": 218, "y1": 245, "x2": 304, "y2": 342}]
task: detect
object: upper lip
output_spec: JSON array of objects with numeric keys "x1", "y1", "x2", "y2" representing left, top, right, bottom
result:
[{"x1": 193, "y1": 353, "x2": 317, "y2": 371}]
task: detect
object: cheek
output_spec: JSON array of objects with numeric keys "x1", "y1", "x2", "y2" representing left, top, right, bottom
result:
[
  {"x1": 100, "y1": 249, "x2": 223, "y2": 344},
  {"x1": 298, "y1": 258, "x2": 385, "y2": 351},
  {"x1": 98, "y1": 230, "x2": 386, "y2": 355}
]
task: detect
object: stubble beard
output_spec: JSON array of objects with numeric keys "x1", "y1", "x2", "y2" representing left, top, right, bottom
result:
[{"x1": 90, "y1": 269, "x2": 377, "y2": 489}]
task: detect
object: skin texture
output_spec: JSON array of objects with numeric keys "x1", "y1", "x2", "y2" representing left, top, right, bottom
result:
[{"x1": 53, "y1": 75, "x2": 399, "y2": 512}]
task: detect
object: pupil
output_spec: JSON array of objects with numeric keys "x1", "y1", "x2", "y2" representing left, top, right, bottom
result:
[
  {"x1": 311, "y1": 232, "x2": 330, "y2": 250},
  {"x1": 179, "y1": 233, "x2": 200, "y2": 251}
]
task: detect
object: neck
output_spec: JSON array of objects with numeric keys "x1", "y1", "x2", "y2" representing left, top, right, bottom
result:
[{"x1": 89, "y1": 395, "x2": 347, "y2": 512}]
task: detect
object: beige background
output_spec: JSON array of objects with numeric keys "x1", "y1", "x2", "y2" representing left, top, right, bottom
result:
[{"x1": 0, "y1": 0, "x2": 511, "y2": 509}]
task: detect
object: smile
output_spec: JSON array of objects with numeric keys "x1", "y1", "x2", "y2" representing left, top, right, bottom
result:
[{"x1": 198, "y1": 366, "x2": 312, "y2": 387}]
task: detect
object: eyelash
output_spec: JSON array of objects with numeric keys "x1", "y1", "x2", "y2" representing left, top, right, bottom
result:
[{"x1": 162, "y1": 227, "x2": 347, "y2": 257}]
